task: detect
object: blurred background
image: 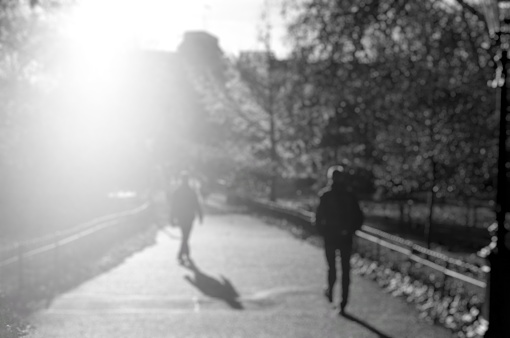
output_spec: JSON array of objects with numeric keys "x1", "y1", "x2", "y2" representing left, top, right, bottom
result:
[
  {"x1": 0, "y1": 0, "x2": 497, "y2": 248},
  {"x1": 0, "y1": 0, "x2": 287, "y2": 241},
  {"x1": 0, "y1": 0, "x2": 506, "y2": 336}
]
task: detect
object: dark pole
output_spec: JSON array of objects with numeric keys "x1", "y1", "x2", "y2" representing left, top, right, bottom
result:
[
  {"x1": 426, "y1": 159, "x2": 437, "y2": 250},
  {"x1": 267, "y1": 51, "x2": 277, "y2": 202},
  {"x1": 495, "y1": 48, "x2": 508, "y2": 275},
  {"x1": 486, "y1": 43, "x2": 510, "y2": 337},
  {"x1": 268, "y1": 54, "x2": 277, "y2": 202}
]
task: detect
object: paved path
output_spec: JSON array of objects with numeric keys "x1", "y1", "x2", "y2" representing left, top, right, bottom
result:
[{"x1": 27, "y1": 199, "x2": 453, "y2": 337}]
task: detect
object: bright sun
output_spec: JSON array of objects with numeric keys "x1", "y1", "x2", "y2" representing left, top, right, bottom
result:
[
  {"x1": 55, "y1": 0, "x2": 205, "y2": 167},
  {"x1": 59, "y1": 0, "x2": 205, "y2": 95}
]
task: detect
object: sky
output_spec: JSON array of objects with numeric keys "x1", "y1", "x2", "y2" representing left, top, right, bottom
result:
[
  {"x1": 66, "y1": 0, "x2": 289, "y2": 57},
  {"x1": 142, "y1": 0, "x2": 289, "y2": 56}
]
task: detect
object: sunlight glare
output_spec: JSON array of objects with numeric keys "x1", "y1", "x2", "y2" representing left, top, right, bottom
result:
[
  {"x1": 64, "y1": 0, "x2": 203, "y2": 56},
  {"x1": 56, "y1": 0, "x2": 202, "y2": 172},
  {"x1": 60, "y1": 0, "x2": 203, "y2": 109}
]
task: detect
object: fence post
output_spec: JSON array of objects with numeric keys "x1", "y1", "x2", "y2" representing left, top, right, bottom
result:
[
  {"x1": 407, "y1": 245, "x2": 415, "y2": 277},
  {"x1": 376, "y1": 238, "x2": 381, "y2": 262}
]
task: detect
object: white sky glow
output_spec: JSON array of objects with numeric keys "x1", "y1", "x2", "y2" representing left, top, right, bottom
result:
[
  {"x1": 64, "y1": 0, "x2": 287, "y2": 56},
  {"x1": 54, "y1": 0, "x2": 287, "y2": 160}
]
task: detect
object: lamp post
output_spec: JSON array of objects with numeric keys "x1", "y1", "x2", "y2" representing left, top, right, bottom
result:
[{"x1": 479, "y1": 1, "x2": 510, "y2": 337}]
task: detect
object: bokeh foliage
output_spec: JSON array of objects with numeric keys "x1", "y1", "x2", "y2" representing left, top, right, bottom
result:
[{"x1": 281, "y1": 0, "x2": 496, "y2": 200}]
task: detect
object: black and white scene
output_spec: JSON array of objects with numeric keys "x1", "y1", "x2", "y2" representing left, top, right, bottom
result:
[{"x1": 1, "y1": 0, "x2": 510, "y2": 337}]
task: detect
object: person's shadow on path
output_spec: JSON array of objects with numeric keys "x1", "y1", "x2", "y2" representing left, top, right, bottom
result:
[
  {"x1": 183, "y1": 259, "x2": 243, "y2": 310},
  {"x1": 341, "y1": 311, "x2": 393, "y2": 338}
]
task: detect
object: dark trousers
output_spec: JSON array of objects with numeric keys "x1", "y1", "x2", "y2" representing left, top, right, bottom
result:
[
  {"x1": 325, "y1": 236, "x2": 353, "y2": 305},
  {"x1": 178, "y1": 220, "x2": 193, "y2": 259}
]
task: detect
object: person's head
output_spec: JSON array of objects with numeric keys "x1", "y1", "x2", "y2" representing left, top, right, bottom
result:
[{"x1": 327, "y1": 165, "x2": 347, "y2": 185}]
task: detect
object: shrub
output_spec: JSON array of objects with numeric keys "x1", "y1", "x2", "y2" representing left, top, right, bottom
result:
[{"x1": 0, "y1": 294, "x2": 28, "y2": 338}]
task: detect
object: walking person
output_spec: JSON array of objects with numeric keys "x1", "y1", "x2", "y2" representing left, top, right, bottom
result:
[
  {"x1": 170, "y1": 171, "x2": 203, "y2": 265},
  {"x1": 315, "y1": 165, "x2": 364, "y2": 315}
]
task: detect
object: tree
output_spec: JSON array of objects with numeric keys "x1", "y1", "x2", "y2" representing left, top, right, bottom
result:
[{"x1": 283, "y1": 0, "x2": 496, "y2": 238}]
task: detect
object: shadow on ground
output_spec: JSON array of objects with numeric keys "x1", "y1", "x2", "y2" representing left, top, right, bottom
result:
[
  {"x1": 183, "y1": 259, "x2": 243, "y2": 310},
  {"x1": 341, "y1": 311, "x2": 394, "y2": 338}
]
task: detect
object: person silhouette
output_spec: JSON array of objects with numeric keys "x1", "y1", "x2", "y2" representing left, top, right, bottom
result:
[
  {"x1": 315, "y1": 165, "x2": 364, "y2": 315},
  {"x1": 170, "y1": 171, "x2": 203, "y2": 264}
]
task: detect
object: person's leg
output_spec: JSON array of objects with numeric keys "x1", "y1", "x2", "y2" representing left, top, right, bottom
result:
[
  {"x1": 182, "y1": 222, "x2": 193, "y2": 258},
  {"x1": 339, "y1": 236, "x2": 353, "y2": 312},
  {"x1": 177, "y1": 227, "x2": 185, "y2": 261},
  {"x1": 178, "y1": 222, "x2": 193, "y2": 261},
  {"x1": 324, "y1": 243, "x2": 337, "y2": 302}
]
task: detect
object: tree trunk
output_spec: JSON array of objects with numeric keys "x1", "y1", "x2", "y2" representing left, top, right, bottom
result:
[
  {"x1": 267, "y1": 49, "x2": 277, "y2": 202},
  {"x1": 406, "y1": 201, "x2": 413, "y2": 233},
  {"x1": 426, "y1": 159, "x2": 437, "y2": 249},
  {"x1": 268, "y1": 101, "x2": 277, "y2": 202},
  {"x1": 269, "y1": 174, "x2": 277, "y2": 202},
  {"x1": 467, "y1": 203, "x2": 471, "y2": 227},
  {"x1": 398, "y1": 201, "x2": 405, "y2": 233},
  {"x1": 473, "y1": 205, "x2": 478, "y2": 228},
  {"x1": 426, "y1": 191, "x2": 435, "y2": 249},
  {"x1": 268, "y1": 107, "x2": 277, "y2": 202}
]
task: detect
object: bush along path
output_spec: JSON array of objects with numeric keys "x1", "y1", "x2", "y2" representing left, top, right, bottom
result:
[
  {"x1": 351, "y1": 253, "x2": 487, "y2": 338},
  {"x1": 0, "y1": 293, "x2": 29, "y2": 338}
]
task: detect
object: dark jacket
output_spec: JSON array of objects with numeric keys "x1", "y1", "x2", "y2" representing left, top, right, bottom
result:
[
  {"x1": 315, "y1": 184, "x2": 364, "y2": 239},
  {"x1": 170, "y1": 185, "x2": 202, "y2": 225}
]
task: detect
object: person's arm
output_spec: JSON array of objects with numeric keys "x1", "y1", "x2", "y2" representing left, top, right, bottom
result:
[
  {"x1": 351, "y1": 195, "x2": 364, "y2": 232},
  {"x1": 195, "y1": 192, "x2": 204, "y2": 224},
  {"x1": 315, "y1": 194, "x2": 326, "y2": 234}
]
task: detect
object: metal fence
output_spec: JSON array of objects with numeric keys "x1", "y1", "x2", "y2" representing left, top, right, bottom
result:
[
  {"x1": 1, "y1": 193, "x2": 487, "y2": 300},
  {"x1": 234, "y1": 195, "x2": 488, "y2": 292},
  {"x1": 0, "y1": 202, "x2": 152, "y2": 299}
]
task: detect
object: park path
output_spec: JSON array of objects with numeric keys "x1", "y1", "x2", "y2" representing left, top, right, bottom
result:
[{"x1": 26, "y1": 196, "x2": 453, "y2": 338}]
